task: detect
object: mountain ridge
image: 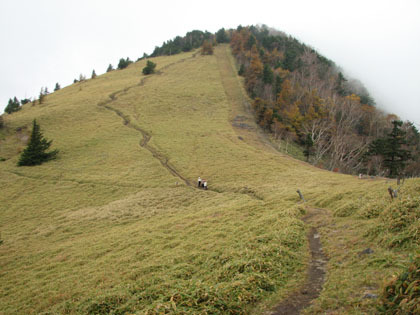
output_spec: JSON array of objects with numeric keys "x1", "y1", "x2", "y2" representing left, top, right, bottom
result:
[{"x1": 0, "y1": 43, "x2": 418, "y2": 314}]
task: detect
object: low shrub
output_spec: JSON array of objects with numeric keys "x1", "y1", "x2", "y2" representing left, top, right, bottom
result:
[
  {"x1": 143, "y1": 61, "x2": 157, "y2": 75},
  {"x1": 378, "y1": 254, "x2": 420, "y2": 314}
]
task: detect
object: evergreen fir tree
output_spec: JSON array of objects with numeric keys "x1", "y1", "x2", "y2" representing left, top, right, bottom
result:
[
  {"x1": 18, "y1": 119, "x2": 58, "y2": 166},
  {"x1": 91, "y1": 69, "x2": 97, "y2": 79},
  {"x1": 238, "y1": 64, "x2": 245, "y2": 76},
  {"x1": 118, "y1": 58, "x2": 132, "y2": 70},
  {"x1": 216, "y1": 28, "x2": 229, "y2": 43},
  {"x1": 54, "y1": 83, "x2": 61, "y2": 91},
  {"x1": 142, "y1": 60, "x2": 157, "y2": 75},
  {"x1": 274, "y1": 75, "x2": 283, "y2": 99},
  {"x1": 368, "y1": 120, "x2": 412, "y2": 177},
  {"x1": 106, "y1": 64, "x2": 114, "y2": 72},
  {"x1": 39, "y1": 88, "x2": 45, "y2": 104},
  {"x1": 303, "y1": 134, "x2": 314, "y2": 162},
  {"x1": 262, "y1": 64, "x2": 274, "y2": 84},
  {"x1": 4, "y1": 98, "x2": 21, "y2": 114}
]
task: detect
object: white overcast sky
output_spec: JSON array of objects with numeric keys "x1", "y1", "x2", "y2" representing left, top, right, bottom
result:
[{"x1": 1, "y1": 0, "x2": 419, "y2": 125}]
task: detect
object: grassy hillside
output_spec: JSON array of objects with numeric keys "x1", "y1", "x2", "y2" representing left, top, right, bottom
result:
[{"x1": 0, "y1": 45, "x2": 418, "y2": 314}]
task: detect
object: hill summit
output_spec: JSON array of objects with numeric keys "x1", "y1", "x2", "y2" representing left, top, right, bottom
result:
[{"x1": 0, "y1": 26, "x2": 419, "y2": 314}]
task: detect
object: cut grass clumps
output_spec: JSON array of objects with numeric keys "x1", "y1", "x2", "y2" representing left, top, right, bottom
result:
[{"x1": 378, "y1": 254, "x2": 420, "y2": 314}]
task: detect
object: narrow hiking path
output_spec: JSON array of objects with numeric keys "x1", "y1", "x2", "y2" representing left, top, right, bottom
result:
[
  {"x1": 98, "y1": 50, "x2": 264, "y2": 200},
  {"x1": 97, "y1": 56, "x2": 196, "y2": 188},
  {"x1": 270, "y1": 207, "x2": 329, "y2": 315},
  {"x1": 216, "y1": 44, "x2": 330, "y2": 314}
]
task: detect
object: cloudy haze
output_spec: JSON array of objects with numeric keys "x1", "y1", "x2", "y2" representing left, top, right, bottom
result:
[{"x1": 1, "y1": 0, "x2": 419, "y2": 125}]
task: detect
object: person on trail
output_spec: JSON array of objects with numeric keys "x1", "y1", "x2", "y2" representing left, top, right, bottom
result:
[
  {"x1": 203, "y1": 180, "x2": 208, "y2": 190},
  {"x1": 198, "y1": 176, "x2": 202, "y2": 188}
]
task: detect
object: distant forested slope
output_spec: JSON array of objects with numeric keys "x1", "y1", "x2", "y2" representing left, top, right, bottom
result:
[{"x1": 147, "y1": 25, "x2": 419, "y2": 177}]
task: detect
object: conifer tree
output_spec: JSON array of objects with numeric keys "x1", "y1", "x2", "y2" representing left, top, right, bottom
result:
[
  {"x1": 262, "y1": 64, "x2": 274, "y2": 84},
  {"x1": 142, "y1": 60, "x2": 157, "y2": 75},
  {"x1": 91, "y1": 69, "x2": 97, "y2": 79},
  {"x1": 118, "y1": 58, "x2": 132, "y2": 70},
  {"x1": 4, "y1": 97, "x2": 21, "y2": 114},
  {"x1": 21, "y1": 98, "x2": 31, "y2": 105},
  {"x1": 303, "y1": 134, "x2": 314, "y2": 162},
  {"x1": 18, "y1": 119, "x2": 58, "y2": 166},
  {"x1": 106, "y1": 64, "x2": 114, "y2": 72},
  {"x1": 39, "y1": 88, "x2": 45, "y2": 104},
  {"x1": 368, "y1": 120, "x2": 411, "y2": 177},
  {"x1": 54, "y1": 83, "x2": 61, "y2": 91},
  {"x1": 216, "y1": 28, "x2": 229, "y2": 43}
]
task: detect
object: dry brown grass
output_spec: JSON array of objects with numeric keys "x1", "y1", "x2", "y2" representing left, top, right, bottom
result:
[{"x1": 0, "y1": 45, "x2": 418, "y2": 314}]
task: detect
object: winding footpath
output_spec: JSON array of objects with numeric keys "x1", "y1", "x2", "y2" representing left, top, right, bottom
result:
[
  {"x1": 271, "y1": 208, "x2": 328, "y2": 314},
  {"x1": 215, "y1": 45, "x2": 329, "y2": 314},
  {"x1": 97, "y1": 56, "x2": 195, "y2": 188}
]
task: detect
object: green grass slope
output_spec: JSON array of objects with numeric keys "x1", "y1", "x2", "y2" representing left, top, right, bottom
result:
[{"x1": 0, "y1": 45, "x2": 418, "y2": 314}]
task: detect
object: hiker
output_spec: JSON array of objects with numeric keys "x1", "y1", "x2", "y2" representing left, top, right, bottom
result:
[
  {"x1": 198, "y1": 176, "x2": 201, "y2": 188},
  {"x1": 203, "y1": 180, "x2": 208, "y2": 190}
]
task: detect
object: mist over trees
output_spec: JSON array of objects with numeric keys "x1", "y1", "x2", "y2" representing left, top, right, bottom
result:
[
  {"x1": 228, "y1": 25, "x2": 419, "y2": 177},
  {"x1": 3, "y1": 24, "x2": 418, "y2": 177},
  {"x1": 150, "y1": 30, "x2": 215, "y2": 57}
]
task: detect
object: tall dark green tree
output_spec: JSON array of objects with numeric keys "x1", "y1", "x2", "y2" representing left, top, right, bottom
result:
[
  {"x1": 368, "y1": 120, "x2": 411, "y2": 177},
  {"x1": 91, "y1": 69, "x2": 97, "y2": 79},
  {"x1": 4, "y1": 97, "x2": 21, "y2": 114},
  {"x1": 18, "y1": 119, "x2": 58, "y2": 166},
  {"x1": 303, "y1": 134, "x2": 314, "y2": 162},
  {"x1": 262, "y1": 64, "x2": 274, "y2": 84},
  {"x1": 106, "y1": 64, "x2": 114, "y2": 72},
  {"x1": 54, "y1": 82, "x2": 61, "y2": 91},
  {"x1": 118, "y1": 58, "x2": 132, "y2": 70},
  {"x1": 216, "y1": 28, "x2": 229, "y2": 43},
  {"x1": 39, "y1": 88, "x2": 46, "y2": 104}
]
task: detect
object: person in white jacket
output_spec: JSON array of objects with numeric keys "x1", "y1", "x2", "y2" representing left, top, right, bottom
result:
[{"x1": 203, "y1": 181, "x2": 208, "y2": 190}]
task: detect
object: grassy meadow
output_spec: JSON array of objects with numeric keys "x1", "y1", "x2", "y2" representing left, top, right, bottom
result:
[{"x1": 0, "y1": 45, "x2": 418, "y2": 314}]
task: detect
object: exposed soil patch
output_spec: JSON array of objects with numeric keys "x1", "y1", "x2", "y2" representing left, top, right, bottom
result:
[{"x1": 270, "y1": 208, "x2": 328, "y2": 315}]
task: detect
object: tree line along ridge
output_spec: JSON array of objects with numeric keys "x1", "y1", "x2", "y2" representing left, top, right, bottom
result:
[{"x1": 1, "y1": 25, "x2": 419, "y2": 177}]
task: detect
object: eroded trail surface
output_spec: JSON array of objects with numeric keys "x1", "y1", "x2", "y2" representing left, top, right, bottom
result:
[
  {"x1": 271, "y1": 208, "x2": 328, "y2": 315},
  {"x1": 215, "y1": 45, "x2": 330, "y2": 314},
  {"x1": 97, "y1": 57, "x2": 194, "y2": 187}
]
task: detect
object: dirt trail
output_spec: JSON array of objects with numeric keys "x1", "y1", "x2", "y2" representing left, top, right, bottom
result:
[
  {"x1": 216, "y1": 45, "x2": 329, "y2": 314},
  {"x1": 270, "y1": 208, "x2": 328, "y2": 315},
  {"x1": 97, "y1": 56, "x2": 196, "y2": 187}
]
